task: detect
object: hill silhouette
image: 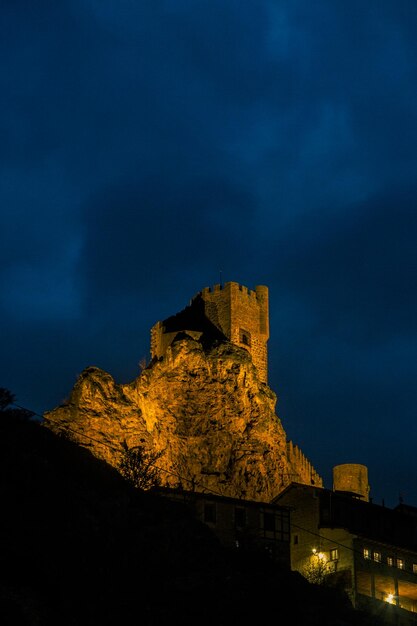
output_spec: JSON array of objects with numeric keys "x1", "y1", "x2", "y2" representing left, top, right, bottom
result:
[{"x1": 0, "y1": 396, "x2": 374, "y2": 625}]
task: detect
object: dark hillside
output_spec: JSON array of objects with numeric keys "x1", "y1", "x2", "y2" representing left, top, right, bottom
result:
[{"x1": 0, "y1": 409, "x2": 373, "y2": 625}]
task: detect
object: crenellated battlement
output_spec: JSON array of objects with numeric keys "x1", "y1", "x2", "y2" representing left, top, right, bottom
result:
[
  {"x1": 286, "y1": 441, "x2": 323, "y2": 487},
  {"x1": 197, "y1": 282, "x2": 264, "y2": 302},
  {"x1": 151, "y1": 281, "x2": 270, "y2": 383}
]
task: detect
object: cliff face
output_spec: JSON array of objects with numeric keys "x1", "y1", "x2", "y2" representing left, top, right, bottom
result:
[{"x1": 44, "y1": 334, "x2": 322, "y2": 501}]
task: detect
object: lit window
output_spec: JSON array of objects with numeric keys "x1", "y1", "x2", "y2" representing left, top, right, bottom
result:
[
  {"x1": 413, "y1": 563, "x2": 417, "y2": 574},
  {"x1": 363, "y1": 548, "x2": 370, "y2": 560},
  {"x1": 397, "y1": 558, "x2": 405, "y2": 570},
  {"x1": 387, "y1": 556, "x2": 394, "y2": 566},
  {"x1": 373, "y1": 551, "x2": 381, "y2": 562},
  {"x1": 330, "y1": 549, "x2": 339, "y2": 561},
  {"x1": 239, "y1": 329, "x2": 251, "y2": 347}
]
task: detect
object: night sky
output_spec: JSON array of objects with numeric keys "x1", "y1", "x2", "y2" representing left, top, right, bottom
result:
[{"x1": 2, "y1": 1, "x2": 417, "y2": 508}]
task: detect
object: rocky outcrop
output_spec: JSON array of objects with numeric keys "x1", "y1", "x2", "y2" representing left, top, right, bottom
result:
[{"x1": 44, "y1": 334, "x2": 322, "y2": 501}]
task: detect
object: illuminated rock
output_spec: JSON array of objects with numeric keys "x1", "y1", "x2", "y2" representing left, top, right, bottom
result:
[{"x1": 44, "y1": 333, "x2": 322, "y2": 501}]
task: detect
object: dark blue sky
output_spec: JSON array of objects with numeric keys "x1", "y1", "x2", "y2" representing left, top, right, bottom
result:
[{"x1": 2, "y1": 0, "x2": 417, "y2": 508}]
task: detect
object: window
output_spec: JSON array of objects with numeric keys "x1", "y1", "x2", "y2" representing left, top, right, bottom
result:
[
  {"x1": 293, "y1": 534, "x2": 299, "y2": 545},
  {"x1": 239, "y1": 329, "x2": 251, "y2": 347},
  {"x1": 413, "y1": 563, "x2": 417, "y2": 574},
  {"x1": 397, "y1": 558, "x2": 405, "y2": 570},
  {"x1": 373, "y1": 551, "x2": 381, "y2": 563},
  {"x1": 387, "y1": 556, "x2": 394, "y2": 567},
  {"x1": 330, "y1": 548, "x2": 339, "y2": 561},
  {"x1": 204, "y1": 503, "x2": 216, "y2": 524},
  {"x1": 363, "y1": 548, "x2": 370, "y2": 560},
  {"x1": 263, "y1": 512, "x2": 275, "y2": 532},
  {"x1": 234, "y1": 507, "x2": 246, "y2": 528}
]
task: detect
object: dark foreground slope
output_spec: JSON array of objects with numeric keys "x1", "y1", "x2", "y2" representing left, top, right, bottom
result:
[{"x1": 0, "y1": 413, "x2": 373, "y2": 626}]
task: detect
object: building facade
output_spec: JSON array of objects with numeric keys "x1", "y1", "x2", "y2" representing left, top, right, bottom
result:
[
  {"x1": 274, "y1": 481, "x2": 417, "y2": 625},
  {"x1": 157, "y1": 488, "x2": 291, "y2": 566}
]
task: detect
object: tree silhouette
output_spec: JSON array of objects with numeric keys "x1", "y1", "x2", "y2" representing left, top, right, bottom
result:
[
  {"x1": 0, "y1": 387, "x2": 34, "y2": 420},
  {"x1": 118, "y1": 441, "x2": 163, "y2": 490}
]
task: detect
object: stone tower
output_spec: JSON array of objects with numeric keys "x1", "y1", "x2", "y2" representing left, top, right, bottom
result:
[
  {"x1": 333, "y1": 463, "x2": 370, "y2": 502},
  {"x1": 151, "y1": 281, "x2": 270, "y2": 383}
]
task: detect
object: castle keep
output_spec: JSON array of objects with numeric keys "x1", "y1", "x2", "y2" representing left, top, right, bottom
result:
[{"x1": 151, "y1": 282, "x2": 270, "y2": 383}]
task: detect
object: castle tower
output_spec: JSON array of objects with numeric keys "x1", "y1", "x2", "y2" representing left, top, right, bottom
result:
[
  {"x1": 150, "y1": 282, "x2": 270, "y2": 383},
  {"x1": 333, "y1": 464, "x2": 370, "y2": 502},
  {"x1": 198, "y1": 282, "x2": 269, "y2": 383}
]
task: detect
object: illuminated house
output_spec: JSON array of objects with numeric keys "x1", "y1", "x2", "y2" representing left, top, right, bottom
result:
[{"x1": 273, "y1": 465, "x2": 417, "y2": 625}]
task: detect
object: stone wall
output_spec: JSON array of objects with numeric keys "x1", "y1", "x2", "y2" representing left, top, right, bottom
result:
[{"x1": 287, "y1": 441, "x2": 322, "y2": 487}]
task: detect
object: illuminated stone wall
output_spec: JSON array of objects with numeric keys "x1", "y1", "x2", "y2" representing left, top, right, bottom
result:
[
  {"x1": 198, "y1": 282, "x2": 269, "y2": 384},
  {"x1": 286, "y1": 441, "x2": 322, "y2": 487}
]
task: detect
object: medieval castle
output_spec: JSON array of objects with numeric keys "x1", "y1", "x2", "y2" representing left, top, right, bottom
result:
[
  {"x1": 45, "y1": 279, "x2": 369, "y2": 505},
  {"x1": 151, "y1": 282, "x2": 270, "y2": 384}
]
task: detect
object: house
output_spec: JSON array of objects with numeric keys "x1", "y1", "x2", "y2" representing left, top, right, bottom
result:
[
  {"x1": 156, "y1": 487, "x2": 291, "y2": 566},
  {"x1": 273, "y1": 466, "x2": 417, "y2": 625}
]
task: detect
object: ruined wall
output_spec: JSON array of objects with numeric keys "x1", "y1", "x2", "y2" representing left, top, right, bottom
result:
[{"x1": 151, "y1": 321, "x2": 203, "y2": 359}]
